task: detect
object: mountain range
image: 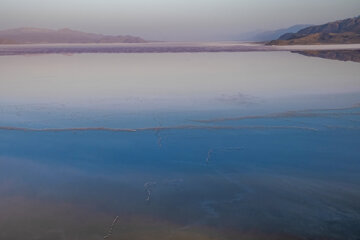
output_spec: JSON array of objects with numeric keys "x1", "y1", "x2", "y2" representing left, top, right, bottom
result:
[
  {"x1": 2, "y1": 16, "x2": 360, "y2": 45},
  {"x1": 233, "y1": 24, "x2": 312, "y2": 42},
  {"x1": 0, "y1": 28, "x2": 147, "y2": 44},
  {"x1": 269, "y1": 16, "x2": 360, "y2": 45}
]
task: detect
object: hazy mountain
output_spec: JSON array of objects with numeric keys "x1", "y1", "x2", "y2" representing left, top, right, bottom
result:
[
  {"x1": 0, "y1": 28, "x2": 147, "y2": 44},
  {"x1": 233, "y1": 25, "x2": 312, "y2": 42},
  {"x1": 269, "y1": 16, "x2": 360, "y2": 45}
]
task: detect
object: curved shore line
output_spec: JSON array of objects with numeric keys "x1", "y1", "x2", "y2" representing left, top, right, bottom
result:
[
  {"x1": 0, "y1": 126, "x2": 137, "y2": 132},
  {"x1": 191, "y1": 111, "x2": 360, "y2": 123},
  {"x1": 0, "y1": 125, "x2": 319, "y2": 133}
]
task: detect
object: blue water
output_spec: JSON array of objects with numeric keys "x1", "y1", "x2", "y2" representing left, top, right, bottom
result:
[{"x1": 0, "y1": 52, "x2": 360, "y2": 240}]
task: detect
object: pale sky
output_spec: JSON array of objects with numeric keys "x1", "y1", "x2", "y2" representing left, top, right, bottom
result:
[{"x1": 0, "y1": 0, "x2": 359, "y2": 41}]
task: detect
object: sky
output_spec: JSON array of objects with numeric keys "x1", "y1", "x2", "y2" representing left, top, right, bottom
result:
[{"x1": 0, "y1": 0, "x2": 359, "y2": 41}]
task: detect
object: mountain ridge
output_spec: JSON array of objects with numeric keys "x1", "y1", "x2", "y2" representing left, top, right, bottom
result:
[
  {"x1": 269, "y1": 16, "x2": 360, "y2": 45},
  {"x1": 231, "y1": 24, "x2": 312, "y2": 42},
  {"x1": 0, "y1": 27, "x2": 147, "y2": 44}
]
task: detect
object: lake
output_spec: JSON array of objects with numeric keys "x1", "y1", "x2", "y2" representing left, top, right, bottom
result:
[{"x1": 0, "y1": 51, "x2": 360, "y2": 240}]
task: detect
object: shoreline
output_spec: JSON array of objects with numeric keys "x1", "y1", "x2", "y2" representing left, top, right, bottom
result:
[{"x1": 1, "y1": 42, "x2": 360, "y2": 55}]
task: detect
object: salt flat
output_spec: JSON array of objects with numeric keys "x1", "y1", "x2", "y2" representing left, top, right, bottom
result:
[{"x1": 1, "y1": 42, "x2": 360, "y2": 55}]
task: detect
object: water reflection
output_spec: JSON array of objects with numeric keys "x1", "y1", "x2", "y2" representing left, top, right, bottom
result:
[
  {"x1": 1, "y1": 52, "x2": 360, "y2": 239},
  {"x1": 293, "y1": 50, "x2": 360, "y2": 63},
  {"x1": 1, "y1": 52, "x2": 360, "y2": 108}
]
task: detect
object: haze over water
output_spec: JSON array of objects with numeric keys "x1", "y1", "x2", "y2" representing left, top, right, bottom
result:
[{"x1": 1, "y1": 51, "x2": 360, "y2": 240}]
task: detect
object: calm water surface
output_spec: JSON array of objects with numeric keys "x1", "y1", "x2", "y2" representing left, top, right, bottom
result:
[{"x1": 0, "y1": 52, "x2": 360, "y2": 240}]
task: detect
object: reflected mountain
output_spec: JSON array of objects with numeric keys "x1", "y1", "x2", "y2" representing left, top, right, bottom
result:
[{"x1": 293, "y1": 50, "x2": 360, "y2": 63}]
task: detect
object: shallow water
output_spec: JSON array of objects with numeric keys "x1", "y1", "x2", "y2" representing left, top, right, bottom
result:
[{"x1": 0, "y1": 51, "x2": 360, "y2": 240}]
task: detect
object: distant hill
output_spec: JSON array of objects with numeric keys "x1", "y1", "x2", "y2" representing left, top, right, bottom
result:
[
  {"x1": 233, "y1": 25, "x2": 311, "y2": 42},
  {"x1": 0, "y1": 28, "x2": 147, "y2": 44},
  {"x1": 269, "y1": 16, "x2": 360, "y2": 45},
  {"x1": 229, "y1": 24, "x2": 311, "y2": 42}
]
